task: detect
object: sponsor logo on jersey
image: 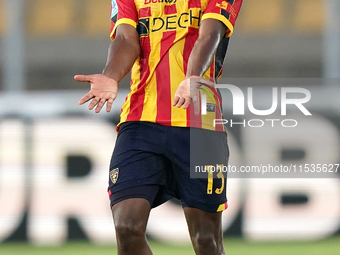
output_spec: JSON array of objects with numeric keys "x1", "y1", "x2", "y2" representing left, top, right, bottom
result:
[
  {"x1": 145, "y1": 0, "x2": 177, "y2": 5},
  {"x1": 206, "y1": 103, "x2": 216, "y2": 112},
  {"x1": 137, "y1": 10, "x2": 201, "y2": 36},
  {"x1": 198, "y1": 83, "x2": 222, "y2": 115}
]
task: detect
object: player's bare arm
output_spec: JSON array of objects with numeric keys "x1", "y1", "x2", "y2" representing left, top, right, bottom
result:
[
  {"x1": 173, "y1": 19, "x2": 227, "y2": 112},
  {"x1": 74, "y1": 24, "x2": 140, "y2": 113}
]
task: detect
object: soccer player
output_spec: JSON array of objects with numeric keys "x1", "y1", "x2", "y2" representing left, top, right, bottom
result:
[{"x1": 74, "y1": 0, "x2": 242, "y2": 254}]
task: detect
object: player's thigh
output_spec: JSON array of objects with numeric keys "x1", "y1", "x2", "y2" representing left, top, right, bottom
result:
[{"x1": 112, "y1": 198, "x2": 151, "y2": 234}]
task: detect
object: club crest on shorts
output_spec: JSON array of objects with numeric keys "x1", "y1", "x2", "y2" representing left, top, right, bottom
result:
[{"x1": 110, "y1": 168, "x2": 119, "y2": 184}]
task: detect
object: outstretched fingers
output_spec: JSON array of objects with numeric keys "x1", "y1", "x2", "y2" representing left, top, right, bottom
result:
[
  {"x1": 74, "y1": 75, "x2": 93, "y2": 83},
  {"x1": 80, "y1": 96, "x2": 114, "y2": 113},
  {"x1": 182, "y1": 96, "x2": 192, "y2": 109},
  {"x1": 176, "y1": 97, "x2": 186, "y2": 108},
  {"x1": 95, "y1": 98, "x2": 107, "y2": 113},
  {"x1": 173, "y1": 95, "x2": 191, "y2": 109},
  {"x1": 88, "y1": 97, "x2": 100, "y2": 110},
  {"x1": 75, "y1": 73, "x2": 118, "y2": 113},
  {"x1": 172, "y1": 95, "x2": 180, "y2": 107},
  {"x1": 79, "y1": 92, "x2": 94, "y2": 105},
  {"x1": 106, "y1": 99, "x2": 114, "y2": 112}
]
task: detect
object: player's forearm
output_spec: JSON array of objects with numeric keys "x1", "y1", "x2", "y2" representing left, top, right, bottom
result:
[
  {"x1": 186, "y1": 35, "x2": 221, "y2": 77},
  {"x1": 186, "y1": 19, "x2": 226, "y2": 78},
  {"x1": 102, "y1": 34, "x2": 140, "y2": 83}
]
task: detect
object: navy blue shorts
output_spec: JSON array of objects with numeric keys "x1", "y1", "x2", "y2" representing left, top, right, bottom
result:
[{"x1": 108, "y1": 121, "x2": 229, "y2": 213}]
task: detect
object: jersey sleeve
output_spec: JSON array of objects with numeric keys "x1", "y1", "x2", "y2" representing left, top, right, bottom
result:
[
  {"x1": 202, "y1": 0, "x2": 243, "y2": 37},
  {"x1": 110, "y1": 0, "x2": 138, "y2": 40}
]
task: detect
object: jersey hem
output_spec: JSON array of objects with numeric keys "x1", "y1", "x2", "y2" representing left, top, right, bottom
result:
[{"x1": 116, "y1": 120, "x2": 225, "y2": 132}]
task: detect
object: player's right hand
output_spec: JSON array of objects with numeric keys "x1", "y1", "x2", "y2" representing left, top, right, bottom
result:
[
  {"x1": 74, "y1": 74, "x2": 118, "y2": 113},
  {"x1": 173, "y1": 76, "x2": 215, "y2": 116}
]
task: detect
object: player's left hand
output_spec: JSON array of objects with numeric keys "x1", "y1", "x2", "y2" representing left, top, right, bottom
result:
[
  {"x1": 74, "y1": 74, "x2": 118, "y2": 113},
  {"x1": 173, "y1": 76, "x2": 214, "y2": 116}
]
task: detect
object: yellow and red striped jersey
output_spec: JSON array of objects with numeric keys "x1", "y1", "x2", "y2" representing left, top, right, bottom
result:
[{"x1": 110, "y1": 0, "x2": 242, "y2": 131}]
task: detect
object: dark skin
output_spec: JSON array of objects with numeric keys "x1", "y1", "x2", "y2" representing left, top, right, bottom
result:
[
  {"x1": 112, "y1": 199, "x2": 153, "y2": 255},
  {"x1": 173, "y1": 19, "x2": 226, "y2": 115},
  {"x1": 75, "y1": 19, "x2": 227, "y2": 255},
  {"x1": 74, "y1": 24, "x2": 140, "y2": 113}
]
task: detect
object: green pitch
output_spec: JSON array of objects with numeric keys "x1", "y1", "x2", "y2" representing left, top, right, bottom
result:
[{"x1": 0, "y1": 237, "x2": 339, "y2": 255}]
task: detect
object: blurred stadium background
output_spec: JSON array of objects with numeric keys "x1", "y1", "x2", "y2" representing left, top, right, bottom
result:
[{"x1": 0, "y1": 0, "x2": 340, "y2": 254}]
